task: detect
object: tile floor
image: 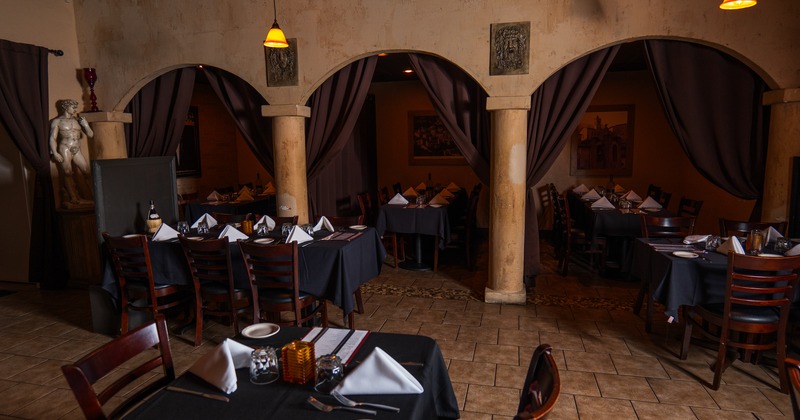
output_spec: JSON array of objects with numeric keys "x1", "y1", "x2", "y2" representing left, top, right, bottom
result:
[{"x1": 0, "y1": 241, "x2": 794, "y2": 419}]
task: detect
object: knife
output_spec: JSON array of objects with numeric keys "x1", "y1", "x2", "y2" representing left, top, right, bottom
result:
[{"x1": 167, "y1": 386, "x2": 230, "y2": 402}]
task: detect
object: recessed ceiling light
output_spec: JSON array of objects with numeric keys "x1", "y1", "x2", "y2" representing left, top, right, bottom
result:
[
  {"x1": 378, "y1": 53, "x2": 389, "y2": 57},
  {"x1": 403, "y1": 69, "x2": 414, "y2": 74}
]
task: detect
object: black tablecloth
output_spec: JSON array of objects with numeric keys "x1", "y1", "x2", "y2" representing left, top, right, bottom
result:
[
  {"x1": 123, "y1": 327, "x2": 460, "y2": 419},
  {"x1": 375, "y1": 204, "x2": 450, "y2": 248},
  {"x1": 101, "y1": 228, "x2": 386, "y2": 315},
  {"x1": 185, "y1": 195, "x2": 277, "y2": 224}
]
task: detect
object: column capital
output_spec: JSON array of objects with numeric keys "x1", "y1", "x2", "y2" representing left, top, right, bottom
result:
[
  {"x1": 486, "y1": 96, "x2": 531, "y2": 111},
  {"x1": 261, "y1": 104, "x2": 311, "y2": 118},
  {"x1": 80, "y1": 111, "x2": 132, "y2": 124},
  {"x1": 763, "y1": 88, "x2": 800, "y2": 105}
]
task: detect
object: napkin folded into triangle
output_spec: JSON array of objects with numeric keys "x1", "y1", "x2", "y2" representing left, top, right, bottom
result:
[
  {"x1": 263, "y1": 182, "x2": 276, "y2": 194},
  {"x1": 428, "y1": 194, "x2": 449, "y2": 205},
  {"x1": 219, "y1": 225, "x2": 249, "y2": 242},
  {"x1": 151, "y1": 223, "x2": 179, "y2": 242},
  {"x1": 415, "y1": 182, "x2": 426, "y2": 191},
  {"x1": 438, "y1": 188, "x2": 454, "y2": 199},
  {"x1": 286, "y1": 225, "x2": 313, "y2": 244},
  {"x1": 763, "y1": 226, "x2": 784, "y2": 243},
  {"x1": 716, "y1": 237, "x2": 745, "y2": 255},
  {"x1": 188, "y1": 338, "x2": 253, "y2": 394},
  {"x1": 573, "y1": 184, "x2": 589, "y2": 194},
  {"x1": 581, "y1": 189, "x2": 601, "y2": 201},
  {"x1": 191, "y1": 213, "x2": 218, "y2": 229},
  {"x1": 590, "y1": 196, "x2": 615, "y2": 209},
  {"x1": 638, "y1": 196, "x2": 662, "y2": 210},
  {"x1": 256, "y1": 215, "x2": 276, "y2": 231},
  {"x1": 786, "y1": 243, "x2": 800, "y2": 256},
  {"x1": 683, "y1": 234, "x2": 710, "y2": 244},
  {"x1": 622, "y1": 190, "x2": 642, "y2": 202},
  {"x1": 235, "y1": 189, "x2": 254, "y2": 202},
  {"x1": 388, "y1": 193, "x2": 409, "y2": 205},
  {"x1": 239, "y1": 186, "x2": 252, "y2": 195},
  {"x1": 333, "y1": 347, "x2": 423, "y2": 395},
  {"x1": 403, "y1": 187, "x2": 419, "y2": 198},
  {"x1": 446, "y1": 182, "x2": 460, "y2": 192},
  {"x1": 614, "y1": 184, "x2": 625, "y2": 194},
  {"x1": 206, "y1": 190, "x2": 222, "y2": 201},
  {"x1": 313, "y1": 216, "x2": 335, "y2": 232}
]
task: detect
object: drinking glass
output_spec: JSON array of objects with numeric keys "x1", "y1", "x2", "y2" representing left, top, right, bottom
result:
[
  {"x1": 281, "y1": 223, "x2": 292, "y2": 237},
  {"x1": 197, "y1": 221, "x2": 209, "y2": 234},
  {"x1": 705, "y1": 235, "x2": 721, "y2": 251},
  {"x1": 176, "y1": 221, "x2": 189, "y2": 234},
  {"x1": 302, "y1": 224, "x2": 314, "y2": 236},
  {"x1": 775, "y1": 237, "x2": 791, "y2": 254},
  {"x1": 747, "y1": 229, "x2": 763, "y2": 255},
  {"x1": 256, "y1": 223, "x2": 269, "y2": 236},
  {"x1": 596, "y1": 186, "x2": 606, "y2": 197},
  {"x1": 314, "y1": 354, "x2": 344, "y2": 394},
  {"x1": 250, "y1": 347, "x2": 279, "y2": 385}
]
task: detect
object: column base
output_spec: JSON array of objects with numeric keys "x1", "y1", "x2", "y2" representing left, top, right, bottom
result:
[{"x1": 484, "y1": 287, "x2": 527, "y2": 304}]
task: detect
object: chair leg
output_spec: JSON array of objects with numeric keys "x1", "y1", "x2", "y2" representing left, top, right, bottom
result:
[
  {"x1": 778, "y1": 331, "x2": 789, "y2": 393},
  {"x1": 680, "y1": 312, "x2": 692, "y2": 360},
  {"x1": 712, "y1": 342, "x2": 727, "y2": 390},
  {"x1": 354, "y1": 287, "x2": 364, "y2": 314},
  {"x1": 433, "y1": 237, "x2": 439, "y2": 272},
  {"x1": 644, "y1": 294, "x2": 654, "y2": 333},
  {"x1": 389, "y1": 234, "x2": 398, "y2": 268},
  {"x1": 633, "y1": 279, "x2": 647, "y2": 315}
]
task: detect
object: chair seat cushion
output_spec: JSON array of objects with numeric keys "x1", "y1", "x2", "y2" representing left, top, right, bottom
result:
[{"x1": 699, "y1": 303, "x2": 780, "y2": 324}]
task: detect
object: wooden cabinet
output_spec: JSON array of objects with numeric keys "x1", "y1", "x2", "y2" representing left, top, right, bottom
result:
[{"x1": 57, "y1": 208, "x2": 102, "y2": 286}]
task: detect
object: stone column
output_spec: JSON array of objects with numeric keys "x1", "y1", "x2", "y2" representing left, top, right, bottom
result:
[
  {"x1": 762, "y1": 88, "x2": 800, "y2": 223},
  {"x1": 81, "y1": 112, "x2": 131, "y2": 159},
  {"x1": 484, "y1": 96, "x2": 530, "y2": 304},
  {"x1": 262, "y1": 104, "x2": 311, "y2": 224}
]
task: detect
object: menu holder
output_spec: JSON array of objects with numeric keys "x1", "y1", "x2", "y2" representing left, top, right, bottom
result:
[{"x1": 303, "y1": 327, "x2": 369, "y2": 365}]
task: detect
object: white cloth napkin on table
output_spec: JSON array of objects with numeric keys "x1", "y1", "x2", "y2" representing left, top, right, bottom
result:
[
  {"x1": 622, "y1": 190, "x2": 642, "y2": 202},
  {"x1": 415, "y1": 182, "x2": 426, "y2": 191},
  {"x1": 590, "y1": 196, "x2": 615, "y2": 209},
  {"x1": 614, "y1": 184, "x2": 625, "y2": 194},
  {"x1": 638, "y1": 196, "x2": 662, "y2": 210},
  {"x1": 438, "y1": 188, "x2": 454, "y2": 199},
  {"x1": 786, "y1": 243, "x2": 800, "y2": 256},
  {"x1": 716, "y1": 236, "x2": 745, "y2": 255},
  {"x1": 256, "y1": 215, "x2": 276, "y2": 231},
  {"x1": 188, "y1": 339, "x2": 253, "y2": 394},
  {"x1": 234, "y1": 189, "x2": 254, "y2": 202},
  {"x1": 388, "y1": 193, "x2": 409, "y2": 205},
  {"x1": 573, "y1": 184, "x2": 589, "y2": 194},
  {"x1": 683, "y1": 234, "x2": 710, "y2": 244},
  {"x1": 763, "y1": 226, "x2": 784, "y2": 243},
  {"x1": 219, "y1": 225, "x2": 249, "y2": 242},
  {"x1": 286, "y1": 225, "x2": 313, "y2": 244},
  {"x1": 206, "y1": 190, "x2": 222, "y2": 201},
  {"x1": 446, "y1": 182, "x2": 460, "y2": 192},
  {"x1": 428, "y1": 194, "x2": 449, "y2": 205},
  {"x1": 333, "y1": 347, "x2": 423, "y2": 395},
  {"x1": 581, "y1": 189, "x2": 601, "y2": 201},
  {"x1": 263, "y1": 182, "x2": 276, "y2": 194},
  {"x1": 238, "y1": 186, "x2": 252, "y2": 195},
  {"x1": 191, "y1": 213, "x2": 218, "y2": 229},
  {"x1": 313, "y1": 216, "x2": 335, "y2": 232},
  {"x1": 403, "y1": 187, "x2": 418, "y2": 198},
  {"x1": 151, "y1": 223, "x2": 179, "y2": 242}
]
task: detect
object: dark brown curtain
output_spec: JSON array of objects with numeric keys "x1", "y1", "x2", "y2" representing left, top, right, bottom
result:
[
  {"x1": 524, "y1": 46, "x2": 620, "y2": 282},
  {"x1": 0, "y1": 39, "x2": 67, "y2": 287},
  {"x1": 408, "y1": 53, "x2": 491, "y2": 184},
  {"x1": 124, "y1": 67, "x2": 196, "y2": 157},
  {"x1": 202, "y1": 67, "x2": 275, "y2": 176},
  {"x1": 644, "y1": 40, "x2": 769, "y2": 206}
]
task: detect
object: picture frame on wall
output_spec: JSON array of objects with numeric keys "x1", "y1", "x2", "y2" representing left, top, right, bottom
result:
[
  {"x1": 176, "y1": 106, "x2": 201, "y2": 177},
  {"x1": 408, "y1": 110, "x2": 466, "y2": 166},
  {"x1": 570, "y1": 104, "x2": 635, "y2": 176}
]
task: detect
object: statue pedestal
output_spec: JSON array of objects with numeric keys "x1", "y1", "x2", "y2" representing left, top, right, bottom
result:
[{"x1": 57, "y1": 208, "x2": 101, "y2": 287}]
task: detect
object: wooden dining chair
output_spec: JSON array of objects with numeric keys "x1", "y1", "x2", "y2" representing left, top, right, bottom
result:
[
  {"x1": 62, "y1": 315, "x2": 175, "y2": 420},
  {"x1": 102, "y1": 232, "x2": 190, "y2": 334},
  {"x1": 273, "y1": 215, "x2": 299, "y2": 226},
  {"x1": 645, "y1": 184, "x2": 662, "y2": 200},
  {"x1": 680, "y1": 253, "x2": 800, "y2": 392},
  {"x1": 514, "y1": 344, "x2": 560, "y2": 420},
  {"x1": 657, "y1": 191, "x2": 672, "y2": 209},
  {"x1": 179, "y1": 235, "x2": 251, "y2": 346},
  {"x1": 719, "y1": 218, "x2": 787, "y2": 237},
  {"x1": 786, "y1": 357, "x2": 800, "y2": 418},
  {"x1": 677, "y1": 197, "x2": 704, "y2": 218},
  {"x1": 238, "y1": 241, "x2": 328, "y2": 328},
  {"x1": 213, "y1": 212, "x2": 252, "y2": 224},
  {"x1": 555, "y1": 192, "x2": 603, "y2": 277},
  {"x1": 640, "y1": 215, "x2": 696, "y2": 238}
]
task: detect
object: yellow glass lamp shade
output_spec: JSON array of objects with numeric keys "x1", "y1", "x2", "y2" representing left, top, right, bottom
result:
[
  {"x1": 264, "y1": 21, "x2": 289, "y2": 48},
  {"x1": 719, "y1": 0, "x2": 757, "y2": 10}
]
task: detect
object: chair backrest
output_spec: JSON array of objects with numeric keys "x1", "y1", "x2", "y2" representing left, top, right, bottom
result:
[
  {"x1": 61, "y1": 315, "x2": 175, "y2": 420},
  {"x1": 321, "y1": 215, "x2": 360, "y2": 227},
  {"x1": 102, "y1": 232, "x2": 157, "y2": 307},
  {"x1": 646, "y1": 184, "x2": 662, "y2": 200},
  {"x1": 392, "y1": 182, "x2": 402, "y2": 194},
  {"x1": 379, "y1": 186, "x2": 390, "y2": 206},
  {"x1": 719, "y1": 218, "x2": 787, "y2": 237},
  {"x1": 356, "y1": 193, "x2": 372, "y2": 225},
  {"x1": 641, "y1": 215, "x2": 695, "y2": 238},
  {"x1": 274, "y1": 215, "x2": 299, "y2": 226},
  {"x1": 179, "y1": 235, "x2": 235, "y2": 295},
  {"x1": 216, "y1": 185, "x2": 235, "y2": 194},
  {"x1": 786, "y1": 357, "x2": 800, "y2": 419},
  {"x1": 677, "y1": 197, "x2": 704, "y2": 218},
  {"x1": 515, "y1": 344, "x2": 560, "y2": 420},
  {"x1": 657, "y1": 191, "x2": 672, "y2": 209},
  {"x1": 238, "y1": 241, "x2": 306, "y2": 325}
]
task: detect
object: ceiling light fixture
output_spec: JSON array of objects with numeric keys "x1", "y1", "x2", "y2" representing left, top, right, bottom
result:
[
  {"x1": 263, "y1": 0, "x2": 288, "y2": 48},
  {"x1": 719, "y1": 0, "x2": 757, "y2": 10}
]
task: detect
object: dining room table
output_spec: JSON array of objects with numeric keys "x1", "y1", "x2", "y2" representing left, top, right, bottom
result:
[
  {"x1": 375, "y1": 203, "x2": 450, "y2": 271},
  {"x1": 122, "y1": 326, "x2": 460, "y2": 419},
  {"x1": 185, "y1": 194, "x2": 277, "y2": 223}
]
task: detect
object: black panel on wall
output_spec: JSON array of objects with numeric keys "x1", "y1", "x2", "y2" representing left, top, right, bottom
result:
[{"x1": 790, "y1": 157, "x2": 800, "y2": 238}]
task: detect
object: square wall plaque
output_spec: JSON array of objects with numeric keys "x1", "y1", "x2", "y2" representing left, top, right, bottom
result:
[
  {"x1": 265, "y1": 38, "x2": 298, "y2": 86},
  {"x1": 490, "y1": 22, "x2": 530, "y2": 75}
]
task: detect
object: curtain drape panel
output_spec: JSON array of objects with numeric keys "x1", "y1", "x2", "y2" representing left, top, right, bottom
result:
[
  {"x1": 0, "y1": 39, "x2": 67, "y2": 288},
  {"x1": 407, "y1": 53, "x2": 492, "y2": 185},
  {"x1": 202, "y1": 67, "x2": 275, "y2": 176},
  {"x1": 124, "y1": 67, "x2": 196, "y2": 158},
  {"x1": 644, "y1": 40, "x2": 769, "y2": 203},
  {"x1": 524, "y1": 46, "x2": 620, "y2": 282}
]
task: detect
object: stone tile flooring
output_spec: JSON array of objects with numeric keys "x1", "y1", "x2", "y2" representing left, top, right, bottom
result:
[{"x1": 0, "y1": 241, "x2": 793, "y2": 419}]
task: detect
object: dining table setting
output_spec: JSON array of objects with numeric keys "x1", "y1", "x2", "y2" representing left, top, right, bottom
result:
[{"x1": 185, "y1": 185, "x2": 277, "y2": 224}]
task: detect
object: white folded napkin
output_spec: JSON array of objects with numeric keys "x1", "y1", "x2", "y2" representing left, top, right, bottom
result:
[
  {"x1": 334, "y1": 347, "x2": 423, "y2": 395},
  {"x1": 573, "y1": 184, "x2": 589, "y2": 194},
  {"x1": 446, "y1": 182, "x2": 460, "y2": 192},
  {"x1": 638, "y1": 196, "x2": 662, "y2": 210},
  {"x1": 786, "y1": 243, "x2": 800, "y2": 256},
  {"x1": 151, "y1": 223, "x2": 179, "y2": 242},
  {"x1": 614, "y1": 184, "x2": 625, "y2": 194},
  {"x1": 582, "y1": 189, "x2": 601, "y2": 201},
  {"x1": 388, "y1": 193, "x2": 409, "y2": 205},
  {"x1": 591, "y1": 196, "x2": 615, "y2": 209},
  {"x1": 622, "y1": 190, "x2": 642, "y2": 202},
  {"x1": 218, "y1": 225, "x2": 249, "y2": 242},
  {"x1": 286, "y1": 225, "x2": 313, "y2": 244},
  {"x1": 188, "y1": 338, "x2": 253, "y2": 394},
  {"x1": 403, "y1": 187, "x2": 418, "y2": 198},
  {"x1": 235, "y1": 189, "x2": 254, "y2": 202},
  {"x1": 206, "y1": 190, "x2": 222, "y2": 201},
  {"x1": 716, "y1": 237, "x2": 745, "y2": 255},
  {"x1": 191, "y1": 213, "x2": 218, "y2": 229},
  {"x1": 428, "y1": 194, "x2": 449, "y2": 205},
  {"x1": 763, "y1": 226, "x2": 784, "y2": 243},
  {"x1": 415, "y1": 182, "x2": 426, "y2": 191},
  {"x1": 438, "y1": 188, "x2": 454, "y2": 199},
  {"x1": 683, "y1": 234, "x2": 710, "y2": 244},
  {"x1": 263, "y1": 182, "x2": 276, "y2": 194},
  {"x1": 313, "y1": 216, "x2": 335, "y2": 232},
  {"x1": 255, "y1": 215, "x2": 276, "y2": 231}
]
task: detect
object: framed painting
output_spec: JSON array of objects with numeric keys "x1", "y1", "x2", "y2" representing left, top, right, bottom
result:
[
  {"x1": 176, "y1": 106, "x2": 201, "y2": 177},
  {"x1": 570, "y1": 104, "x2": 635, "y2": 176},
  {"x1": 408, "y1": 111, "x2": 466, "y2": 166}
]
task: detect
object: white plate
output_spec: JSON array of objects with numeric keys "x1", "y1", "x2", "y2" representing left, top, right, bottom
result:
[
  {"x1": 254, "y1": 238, "x2": 275, "y2": 244},
  {"x1": 349, "y1": 225, "x2": 367, "y2": 230},
  {"x1": 186, "y1": 236, "x2": 203, "y2": 241},
  {"x1": 429, "y1": 204, "x2": 443, "y2": 208},
  {"x1": 673, "y1": 251, "x2": 699, "y2": 259},
  {"x1": 241, "y1": 323, "x2": 280, "y2": 339},
  {"x1": 758, "y1": 253, "x2": 782, "y2": 258}
]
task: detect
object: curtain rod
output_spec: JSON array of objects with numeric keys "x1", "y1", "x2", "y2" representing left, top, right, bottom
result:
[{"x1": 48, "y1": 49, "x2": 64, "y2": 56}]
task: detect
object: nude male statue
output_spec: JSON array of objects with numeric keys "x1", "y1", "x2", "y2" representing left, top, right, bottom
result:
[{"x1": 49, "y1": 99, "x2": 93, "y2": 206}]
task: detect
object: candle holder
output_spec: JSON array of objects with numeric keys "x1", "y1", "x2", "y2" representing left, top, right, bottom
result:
[{"x1": 83, "y1": 68, "x2": 99, "y2": 112}]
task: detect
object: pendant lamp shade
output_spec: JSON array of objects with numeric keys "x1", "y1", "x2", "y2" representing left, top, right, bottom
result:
[
  {"x1": 719, "y1": 0, "x2": 757, "y2": 10},
  {"x1": 264, "y1": 0, "x2": 289, "y2": 48}
]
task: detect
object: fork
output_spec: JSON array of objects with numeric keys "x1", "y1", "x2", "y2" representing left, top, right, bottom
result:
[
  {"x1": 331, "y1": 389, "x2": 400, "y2": 412},
  {"x1": 306, "y1": 396, "x2": 376, "y2": 415}
]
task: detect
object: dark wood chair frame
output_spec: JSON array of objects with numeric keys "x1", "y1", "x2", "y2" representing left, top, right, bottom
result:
[
  {"x1": 718, "y1": 218, "x2": 788, "y2": 238},
  {"x1": 786, "y1": 357, "x2": 800, "y2": 418},
  {"x1": 677, "y1": 197, "x2": 704, "y2": 218},
  {"x1": 514, "y1": 344, "x2": 560, "y2": 420},
  {"x1": 554, "y1": 191, "x2": 603, "y2": 277}
]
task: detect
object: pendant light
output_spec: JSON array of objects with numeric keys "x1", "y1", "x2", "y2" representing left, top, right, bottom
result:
[
  {"x1": 719, "y1": 0, "x2": 757, "y2": 10},
  {"x1": 264, "y1": 0, "x2": 289, "y2": 48}
]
